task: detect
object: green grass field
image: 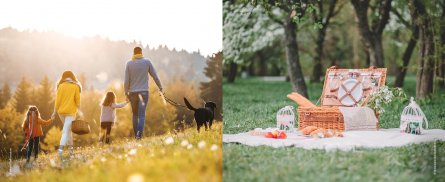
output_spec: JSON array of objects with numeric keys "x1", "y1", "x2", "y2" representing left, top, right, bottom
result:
[
  {"x1": 1, "y1": 123, "x2": 222, "y2": 182},
  {"x1": 223, "y1": 76, "x2": 445, "y2": 182}
]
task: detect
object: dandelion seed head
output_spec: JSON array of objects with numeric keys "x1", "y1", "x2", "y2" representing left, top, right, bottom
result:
[
  {"x1": 127, "y1": 173, "x2": 144, "y2": 182},
  {"x1": 128, "y1": 149, "x2": 137, "y2": 156},
  {"x1": 180, "y1": 140, "x2": 189, "y2": 147},
  {"x1": 198, "y1": 141, "x2": 206, "y2": 149},
  {"x1": 210, "y1": 144, "x2": 218, "y2": 151},
  {"x1": 187, "y1": 144, "x2": 193, "y2": 150},
  {"x1": 164, "y1": 137, "x2": 174, "y2": 145},
  {"x1": 49, "y1": 159, "x2": 57, "y2": 167}
]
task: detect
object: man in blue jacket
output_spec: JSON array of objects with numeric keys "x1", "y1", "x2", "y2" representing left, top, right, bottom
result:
[{"x1": 124, "y1": 47, "x2": 163, "y2": 139}]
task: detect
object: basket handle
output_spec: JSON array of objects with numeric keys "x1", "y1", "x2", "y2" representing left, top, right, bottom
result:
[{"x1": 77, "y1": 109, "x2": 85, "y2": 120}]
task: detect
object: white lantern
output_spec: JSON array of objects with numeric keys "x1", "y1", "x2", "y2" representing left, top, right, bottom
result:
[
  {"x1": 277, "y1": 106, "x2": 295, "y2": 133},
  {"x1": 400, "y1": 97, "x2": 428, "y2": 135}
]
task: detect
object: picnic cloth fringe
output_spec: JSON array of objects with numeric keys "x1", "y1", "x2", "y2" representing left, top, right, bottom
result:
[{"x1": 223, "y1": 128, "x2": 445, "y2": 151}]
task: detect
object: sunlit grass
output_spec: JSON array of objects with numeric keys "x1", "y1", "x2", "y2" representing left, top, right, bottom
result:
[{"x1": 0, "y1": 122, "x2": 222, "y2": 182}]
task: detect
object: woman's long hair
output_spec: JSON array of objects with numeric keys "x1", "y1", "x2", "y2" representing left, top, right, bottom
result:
[
  {"x1": 57, "y1": 70, "x2": 82, "y2": 92},
  {"x1": 22, "y1": 106, "x2": 40, "y2": 129},
  {"x1": 102, "y1": 91, "x2": 116, "y2": 107}
]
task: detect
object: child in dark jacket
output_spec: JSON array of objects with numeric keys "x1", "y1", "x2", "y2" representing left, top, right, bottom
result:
[
  {"x1": 100, "y1": 91, "x2": 128, "y2": 144},
  {"x1": 22, "y1": 106, "x2": 53, "y2": 167}
]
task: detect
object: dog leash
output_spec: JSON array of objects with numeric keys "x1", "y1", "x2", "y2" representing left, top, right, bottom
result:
[{"x1": 161, "y1": 92, "x2": 187, "y2": 108}]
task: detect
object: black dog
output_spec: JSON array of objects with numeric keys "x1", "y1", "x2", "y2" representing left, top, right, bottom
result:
[{"x1": 184, "y1": 98, "x2": 216, "y2": 132}]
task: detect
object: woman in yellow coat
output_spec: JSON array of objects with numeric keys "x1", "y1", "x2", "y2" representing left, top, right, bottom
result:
[{"x1": 52, "y1": 71, "x2": 82, "y2": 159}]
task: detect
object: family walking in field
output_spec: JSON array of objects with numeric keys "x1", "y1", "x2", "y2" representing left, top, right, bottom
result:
[{"x1": 22, "y1": 47, "x2": 163, "y2": 165}]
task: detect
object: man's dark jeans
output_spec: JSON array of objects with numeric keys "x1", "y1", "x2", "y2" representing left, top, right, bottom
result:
[{"x1": 128, "y1": 91, "x2": 149, "y2": 139}]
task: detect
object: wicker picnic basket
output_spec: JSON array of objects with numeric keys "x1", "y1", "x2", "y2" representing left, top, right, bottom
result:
[
  {"x1": 288, "y1": 66, "x2": 387, "y2": 131},
  {"x1": 71, "y1": 119, "x2": 90, "y2": 135}
]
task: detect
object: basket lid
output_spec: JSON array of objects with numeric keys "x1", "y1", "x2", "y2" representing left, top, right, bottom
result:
[{"x1": 321, "y1": 66, "x2": 387, "y2": 107}]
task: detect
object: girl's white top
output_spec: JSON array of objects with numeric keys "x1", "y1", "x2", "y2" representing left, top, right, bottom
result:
[{"x1": 100, "y1": 102, "x2": 128, "y2": 122}]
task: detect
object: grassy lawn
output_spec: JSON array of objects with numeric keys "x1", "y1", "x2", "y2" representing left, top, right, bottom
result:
[
  {"x1": 1, "y1": 123, "x2": 222, "y2": 182},
  {"x1": 223, "y1": 76, "x2": 445, "y2": 182}
]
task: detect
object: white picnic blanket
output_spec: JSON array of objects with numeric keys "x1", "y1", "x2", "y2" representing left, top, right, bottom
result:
[{"x1": 223, "y1": 128, "x2": 445, "y2": 151}]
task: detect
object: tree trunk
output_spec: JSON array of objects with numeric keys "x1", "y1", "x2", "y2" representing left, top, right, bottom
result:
[
  {"x1": 351, "y1": 0, "x2": 392, "y2": 68},
  {"x1": 227, "y1": 62, "x2": 238, "y2": 83},
  {"x1": 311, "y1": 27, "x2": 326, "y2": 83},
  {"x1": 254, "y1": 51, "x2": 267, "y2": 76},
  {"x1": 371, "y1": 35, "x2": 385, "y2": 67},
  {"x1": 440, "y1": 30, "x2": 445, "y2": 87},
  {"x1": 439, "y1": 2, "x2": 445, "y2": 88},
  {"x1": 284, "y1": 17, "x2": 308, "y2": 98},
  {"x1": 394, "y1": 26, "x2": 419, "y2": 87},
  {"x1": 365, "y1": 50, "x2": 371, "y2": 67},
  {"x1": 411, "y1": 0, "x2": 435, "y2": 99},
  {"x1": 311, "y1": 0, "x2": 337, "y2": 83},
  {"x1": 248, "y1": 59, "x2": 255, "y2": 76}
]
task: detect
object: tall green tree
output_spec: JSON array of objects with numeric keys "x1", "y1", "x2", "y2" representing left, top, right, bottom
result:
[
  {"x1": 311, "y1": 0, "x2": 343, "y2": 82},
  {"x1": 350, "y1": 0, "x2": 392, "y2": 67},
  {"x1": 409, "y1": 0, "x2": 435, "y2": 99},
  {"x1": 437, "y1": 1, "x2": 445, "y2": 88},
  {"x1": 0, "y1": 108, "x2": 25, "y2": 157},
  {"x1": 253, "y1": 0, "x2": 316, "y2": 97},
  {"x1": 13, "y1": 77, "x2": 32, "y2": 113},
  {"x1": 0, "y1": 82, "x2": 11, "y2": 108},
  {"x1": 36, "y1": 76, "x2": 54, "y2": 119},
  {"x1": 223, "y1": 2, "x2": 283, "y2": 82},
  {"x1": 392, "y1": 0, "x2": 419, "y2": 87},
  {"x1": 201, "y1": 52, "x2": 223, "y2": 120}
]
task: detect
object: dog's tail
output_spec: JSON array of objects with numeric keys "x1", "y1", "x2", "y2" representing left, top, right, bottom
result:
[{"x1": 184, "y1": 98, "x2": 196, "y2": 111}]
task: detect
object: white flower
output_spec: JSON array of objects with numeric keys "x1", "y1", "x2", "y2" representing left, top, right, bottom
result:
[
  {"x1": 127, "y1": 173, "x2": 144, "y2": 182},
  {"x1": 198, "y1": 141, "x2": 206, "y2": 149},
  {"x1": 164, "y1": 137, "x2": 174, "y2": 145},
  {"x1": 180, "y1": 140, "x2": 189, "y2": 147},
  {"x1": 128, "y1": 149, "x2": 137, "y2": 156},
  {"x1": 49, "y1": 159, "x2": 57, "y2": 167},
  {"x1": 187, "y1": 144, "x2": 193, "y2": 150},
  {"x1": 210, "y1": 144, "x2": 218, "y2": 151}
]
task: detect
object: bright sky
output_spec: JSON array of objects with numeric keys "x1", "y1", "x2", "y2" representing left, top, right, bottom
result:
[{"x1": 0, "y1": 0, "x2": 222, "y2": 56}]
